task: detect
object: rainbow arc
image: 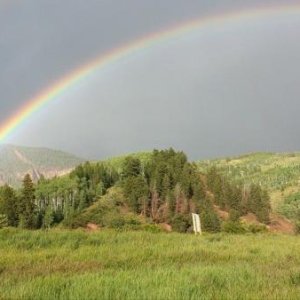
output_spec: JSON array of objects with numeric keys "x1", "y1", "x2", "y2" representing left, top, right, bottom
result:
[{"x1": 0, "y1": 4, "x2": 299, "y2": 142}]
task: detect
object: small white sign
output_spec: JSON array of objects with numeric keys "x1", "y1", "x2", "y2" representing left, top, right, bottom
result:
[{"x1": 192, "y1": 213, "x2": 202, "y2": 235}]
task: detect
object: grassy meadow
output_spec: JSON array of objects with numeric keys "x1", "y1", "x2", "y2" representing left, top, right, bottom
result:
[{"x1": 1, "y1": 229, "x2": 300, "y2": 299}]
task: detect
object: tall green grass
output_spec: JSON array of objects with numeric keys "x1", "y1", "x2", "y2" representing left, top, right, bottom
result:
[{"x1": 1, "y1": 229, "x2": 300, "y2": 299}]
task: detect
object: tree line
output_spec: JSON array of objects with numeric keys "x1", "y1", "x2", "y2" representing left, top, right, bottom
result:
[{"x1": 0, "y1": 149, "x2": 271, "y2": 232}]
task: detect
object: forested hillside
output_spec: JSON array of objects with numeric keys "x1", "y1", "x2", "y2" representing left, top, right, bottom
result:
[
  {"x1": 0, "y1": 149, "x2": 271, "y2": 233},
  {"x1": 198, "y1": 152, "x2": 300, "y2": 192},
  {"x1": 197, "y1": 152, "x2": 300, "y2": 226}
]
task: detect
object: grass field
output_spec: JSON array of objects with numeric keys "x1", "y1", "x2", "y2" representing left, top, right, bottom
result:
[{"x1": 1, "y1": 229, "x2": 300, "y2": 299}]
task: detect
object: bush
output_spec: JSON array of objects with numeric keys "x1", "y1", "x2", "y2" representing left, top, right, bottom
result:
[
  {"x1": 105, "y1": 214, "x2": 142, "y2": 230},
  {"x1": 246, "y1": 223, "x2": 267, "y2": 233},
  {"x1": 222, "y1": 221, "x2": 246, "y2": 234},
  {"x1": 229, "y1": 209, "x2": 241, "y2": 222},
  {"x1": 0, "y1": 214, "x2": 8, "y2": 229},
  {"x1": 171, "y1": 215, "x2": 191, "y2": 233},
  {"x1": 63, "y1": 212, "x2": 86, "y2": 228},
  {"x1": 294, "y1": 221, "x2": 300, "y2": 235},
  {"x1": 201, "y1": 210, "x2": 221, "y2": 233},
  {"x1": 109, "y1": 217, "x2": 126, "y2": 229},
  {"x1": 141, "y1": 224, "x2": 162, "y2": 233},
  {"x1": 256, "y1": 209, "x2": 270, "y2": 224}
]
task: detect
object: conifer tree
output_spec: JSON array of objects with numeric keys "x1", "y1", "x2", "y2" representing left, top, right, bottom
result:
[
  {"x1": 123, "y1": 176, "x2": 149, "y2": 213},
  {"x1": 122, "y1": 157, "x2": 141, "y2": 178},
  {"x1": 198, "y1": 195, "x2": 221, "y2": 232},
  {"x1": 19, "y1": 174, "x2": 36, "y2": 229},
  {"x1": 248, "y1": 184, "x2": 270, "y2": 224},
  {"x1": 0, "y1": 185, "x2": 18, "y2": 226}
]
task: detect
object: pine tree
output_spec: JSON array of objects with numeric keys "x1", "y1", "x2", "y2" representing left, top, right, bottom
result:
[
  {"x1": 122, "y1": 157, "x2": 141, "y2": 178},
  {"x1": 200, "y1": 207, "x2": 221, "y2": 233},
  {"x1": 207, "y1": 167, "x2": 223, "y2": 206},
  {"x1": 199, "y1": 195, "x2": 221, "y2": 232},
  {"x1": 123, "y1": 176, "x2": 149, "y2": 213},
  {"x1": 0, "y1": 185, "x2": 18, "y2": 226},
  {"x1": 248, "y1": 184, "x2": 261, "y2": 214},
  {"x1": 19, "y1": 174, "x2": 36, "y2": 229},
  {"x1": 248, "y1": 184, "x2": 270, "y2": 224}
]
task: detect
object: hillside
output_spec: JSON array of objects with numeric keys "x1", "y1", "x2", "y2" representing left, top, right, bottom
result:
[
  {"x1": 1, "y1": 147, "x2": 298, "y2": 229},
  {"x1": 197, "y1": 152, "x2": 300, "y2": 211},
  {"x1": 0, "y1": 144, "x2": 84, "y2": 187}
]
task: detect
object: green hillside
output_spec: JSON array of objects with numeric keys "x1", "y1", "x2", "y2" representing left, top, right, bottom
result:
[
  {"x1": 197, "y1": 152, "x2": 300, "y2": 213},
  {"x1": 0, "y1": 144, "x2": 84, "y2": 187},
  {"x1": 101, "y1": 151, "x2": 300, "y2": 221}
]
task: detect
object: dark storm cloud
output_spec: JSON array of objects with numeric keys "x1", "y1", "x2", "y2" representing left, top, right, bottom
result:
[{"x1": 0, "y1": 0, "x2": 300, "y2": 159}]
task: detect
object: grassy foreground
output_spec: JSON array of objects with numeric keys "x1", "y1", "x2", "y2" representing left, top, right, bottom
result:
[{"x1": 1, "y1": 229, "x2": 300, "y2": 299}]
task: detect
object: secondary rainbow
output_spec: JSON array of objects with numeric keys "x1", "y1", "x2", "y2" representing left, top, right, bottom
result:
[{"x1": 1, "y1": 3, "x2": 299, "y2": 142}]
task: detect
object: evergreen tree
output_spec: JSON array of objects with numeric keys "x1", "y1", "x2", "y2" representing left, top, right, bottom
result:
[
  {"x1": 199, "y1": 195, "x2": 221, "y2": 232},
  {"x1": 123, "y1": 175, "x2": 149, "y2": 213},
  {"x1": 200, "y1": 208, "x2": 221, "y2": 233},
  {"x1": 0, "y1": 185, "x2": 18, "y2": 226},
  {"x1": 122, "y1": 157, "x2": 141, "y2": 178},
  {"x1": 248, "y1": 184, "x2": 270, "y2": 224},
  {"x1": 19, "y1": 174, "x2": 36, "y2": 229},
  {"x1": 207, "y1": 167, "x2": 223, "y2": 206}
]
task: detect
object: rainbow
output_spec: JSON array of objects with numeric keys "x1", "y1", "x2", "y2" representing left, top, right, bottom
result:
[{"x1": 0, "y1": 3, "x2": 299, "y2": 142}]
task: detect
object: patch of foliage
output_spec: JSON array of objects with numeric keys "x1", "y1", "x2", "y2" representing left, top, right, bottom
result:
[{"x1": 279, "y1": 192, "x2": 300, "y2": 221}]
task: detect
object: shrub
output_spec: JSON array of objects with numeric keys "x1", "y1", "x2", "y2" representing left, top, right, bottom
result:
[
  {"x1": 0, "y1": 214, "x2": 8, "y2": 229},
  {"x1": 201, "y1": 209, "x2": 221, "y2": 233},
  {"x1": 294, "y1": 221, "x2": 300, "y2": 235},
  {"x1": 106, "y1": 215, "x2": 142, "y2": 230},
  {"x1": 246, "y1": 223, "x2": 267, "y2": 233},
  {"x1": 222, "y1": 221, "x2": 246, "y2": 234},
  {"x1": 290, "y1": 272, "x2": 300, "y2": 286},
  {"x1": 109, "y1": 217, "x2": 126, "y2": 229},
  {"x1": 171, "y1": 215, "x2": 191, "y2": 233},
  {"x1": 229, "y1": 209, "x2": 241, "y2": 222},
  {"x1": 141, "y1": 224, "x2": 162, "y2": 233}
]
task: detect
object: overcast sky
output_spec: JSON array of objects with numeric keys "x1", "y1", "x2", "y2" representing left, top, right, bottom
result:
[{"x1": 0, "y1": 0, "x2": 300, "y2": 160}]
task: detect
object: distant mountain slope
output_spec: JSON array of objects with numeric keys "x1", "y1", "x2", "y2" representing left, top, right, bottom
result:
[
  {"x1": 197, "y1": 152, "x2": 300, "y2": 209},
  {"x1": 0, "y1": 144, "x2": 84, "y2": 187}
]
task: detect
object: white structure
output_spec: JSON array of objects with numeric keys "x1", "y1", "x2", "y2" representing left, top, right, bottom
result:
[{"x1": 192, "y1": 213, "x2": 202, "y2": 235}]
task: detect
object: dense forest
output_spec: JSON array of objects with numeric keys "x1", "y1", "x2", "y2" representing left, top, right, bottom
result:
[{"x1": 0, "y1": 149, "x2": 271, "y2": 232}]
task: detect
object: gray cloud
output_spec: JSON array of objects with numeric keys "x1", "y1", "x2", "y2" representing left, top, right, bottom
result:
[{"x1": 1, "y1": 0, "x2": 300, "y2": 160}]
